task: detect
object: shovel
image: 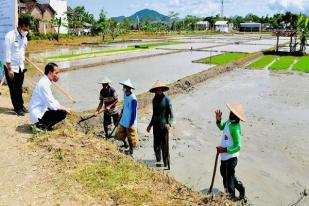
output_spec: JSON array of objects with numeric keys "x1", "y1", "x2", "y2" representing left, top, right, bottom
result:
[
  {"x1": 78, "y1": 110, "x2": 105, "y2": 124},
  {"x1": 208, "y1": 152, "x2": 219, "y2": 194}
]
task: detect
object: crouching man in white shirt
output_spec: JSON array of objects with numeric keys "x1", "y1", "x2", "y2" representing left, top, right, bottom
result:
[{"x1": 29, "y1": 63, "x2": 71, "y2": 132}]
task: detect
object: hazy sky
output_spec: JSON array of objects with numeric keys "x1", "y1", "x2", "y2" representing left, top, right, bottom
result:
[{"x1": 67, "y1": 0, "x2": 309, "y2": 18}]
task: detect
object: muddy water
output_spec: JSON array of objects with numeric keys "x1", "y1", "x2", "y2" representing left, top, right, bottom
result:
[
  {"x1": 134, "y1": 69, "x2": 309, "y2": 206},
  {"x1": 54, "y1": 49, "x2": 174, "y2": 69},
  {"x1": 206, "y1": 44, "x2": 275, "y2": 53},
  {"x1": 56, "y1": 51, "x2": 219, "y2": 111}
]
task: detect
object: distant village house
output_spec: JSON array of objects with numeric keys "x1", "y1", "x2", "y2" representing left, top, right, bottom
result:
[
  {"x1": 215, "y1": 21, "x2": 233, "y2": 32},
  {"x1": 18, "y1": 0, "x2": 56, "y2": 34},
  {"x1": 239, "y1": 22, "x2": 262, "y2": 32},
  {"x1": 195, "y1": 21, "x2": 210, "y2": 31},
  {"x1": 18, "y1": 0, "x2": 68, "y2": 34}
]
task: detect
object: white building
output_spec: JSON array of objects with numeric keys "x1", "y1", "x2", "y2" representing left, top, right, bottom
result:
[
  {"x1": 215, "y1": 21, "x2": 233, "y2": 32},
  {"x1": 38, "y1": 0, "x2": 68, "y2": 34},
  {"x1": 195, "y1": 21, "x2": 210, "y2": 31}
]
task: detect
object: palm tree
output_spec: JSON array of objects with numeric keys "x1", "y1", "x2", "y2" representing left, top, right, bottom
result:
[{"x1": 297, "y1": 15, "x2": 309, "y2": 52}]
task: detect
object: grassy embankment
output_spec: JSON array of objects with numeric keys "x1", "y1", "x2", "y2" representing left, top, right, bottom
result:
[
  {"x1": 28, "y1": 114, "x2": 234, "y2": 206},
  {"x1": 194, "y1": 52, "x2": 248, "y2": 65},
  {"x1": 45, "y1": 41, "x2": 183, "y2": 61}
]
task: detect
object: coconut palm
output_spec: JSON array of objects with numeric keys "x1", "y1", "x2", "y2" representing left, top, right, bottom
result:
[{"x1": 297, "y1": 15, "x2": 309, "y2": 52}]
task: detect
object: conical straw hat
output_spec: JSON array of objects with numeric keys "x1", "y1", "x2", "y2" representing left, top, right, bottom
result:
[
  {"x1": 119, "y1": 79, "x2": 135, "y2": 89},
  {"x1": 226, "y1": 104, "x2": 246, "y2": 122},
  {"x1": 149, "y1": 80, "x2": 169, "y2": 93},
  {"x1": 98, "y1": 76, "x2": 112, "y2": 84}
]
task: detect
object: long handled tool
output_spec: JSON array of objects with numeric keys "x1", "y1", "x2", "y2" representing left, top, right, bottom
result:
[
  {"x1": 107, "y1": 118, "x2": 120, "y2": 139},
  {"x1": 208, "y1": 152, "x2": 219, "y2": 194},
  {"x1": 25, "y1": 57, "x2": 76, "y2": 103},
  {"x1": 78, "y1": 109, "x2": 105, "y2": 124}
]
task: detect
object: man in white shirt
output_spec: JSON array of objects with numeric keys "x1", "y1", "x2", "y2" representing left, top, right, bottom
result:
[
  {"x1": 29, "y1": 63, "x2": 71, "y2": 131},
  {"x1": 3, "y1": 16, "x2": 30, "y2": 116}
]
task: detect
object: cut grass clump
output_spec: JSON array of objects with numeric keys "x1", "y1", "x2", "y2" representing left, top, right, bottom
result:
[
  {"x1": 131, "y1": 41, "x2": 183, "y2": 49},
  {"x1": 269, "y1": 56, "x2": 296, "y2": 71},
  {"x1": 196, "y1": 52, "x2": 248, "y2": 65},
  {"x1": 75, "y1": 158, "x2": 158, "y2": 205},
  {"x1": 248, "y1": 55, "x2": 276, "y2": 69},
  {"x1": 293, "y1": 56, "x2": 309, "y2": 72}
]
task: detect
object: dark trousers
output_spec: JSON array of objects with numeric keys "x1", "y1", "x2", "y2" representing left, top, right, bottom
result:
[
  {"x1": 103, "y1": 112, "x2": 119, "y2": 136},
  {"x1": 4, "y1": 65, "x2": 24, "y2": 112},
  {"x1": 153, "y1": 126, "x2": 169, "y2": 166},
  {"x1": 37, "y1": 110, "x2": 67, "y2": 130},
  {"x1": 220, "y1": 157, "x2": 245, "y2": 198}
]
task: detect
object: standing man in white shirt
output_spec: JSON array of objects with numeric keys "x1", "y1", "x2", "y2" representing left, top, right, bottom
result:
[
  {"x1": 3, "y1": 16, "x2": 30, "y2": 116},
  {"x1": 29, "y1": 63, "x2": 71, "y2": 132}
]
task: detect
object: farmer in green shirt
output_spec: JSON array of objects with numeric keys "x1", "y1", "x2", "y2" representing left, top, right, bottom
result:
[
  {"x1": 215, "y1": 104, "x2": 246, "y2": 201},
  {"x1": 147, "y1": 80, "x2": 174, "y2": 169}
]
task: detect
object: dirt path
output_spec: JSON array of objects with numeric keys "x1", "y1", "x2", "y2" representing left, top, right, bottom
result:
[{"x1": 0, "y1": 92, "x2": 57, "y2": 205}]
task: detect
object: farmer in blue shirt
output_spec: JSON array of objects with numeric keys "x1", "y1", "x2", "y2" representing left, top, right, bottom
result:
[{"x1": 115, "y1": 79, "x2": 138, "y2": 155}]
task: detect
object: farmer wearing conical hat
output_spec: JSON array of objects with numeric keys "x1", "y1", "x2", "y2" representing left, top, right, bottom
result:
[
  {"x1": 115, "y1": 79, "x2": 138, "y2": 155},
  {"x1": 215, "y1": 104, "x2": 246, "y2": 201},
  {"x1": 147, "y1": 80, "x2": 174, "y2": 169},
  {"x1": 94, "y1": 76, "x2": 119, "y2": 138}
]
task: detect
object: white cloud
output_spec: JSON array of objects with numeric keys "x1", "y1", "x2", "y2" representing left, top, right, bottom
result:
[{"x1": 268, "y1": 0, "x2": 309, "y2": 14}]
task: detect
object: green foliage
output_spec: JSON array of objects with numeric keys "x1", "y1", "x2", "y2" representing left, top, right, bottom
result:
[
  {"x1": 293, "y1": 56, "x2": 309, "y2": 72},
  {"x1": 184, "y1": 15, "x2": 201, "y2": 30},
  {"x1": 297, "y1": 15, "x2": 309, "y2": 52},
  {"x1": 269, "y1": 56, "x2": 296, "y2": 70},
  {"x1": 248, "y1": 55, "x2": 277, "y2": 69},
  {"x1": 196, "y1": 53, "x2": 248, "y2": 65},
  {"x1": 28, "y1": 32, "x2": 74, "y2": 40},
  {"x1": 66, "y1": 6, "x2": 95, "y2": 30}
]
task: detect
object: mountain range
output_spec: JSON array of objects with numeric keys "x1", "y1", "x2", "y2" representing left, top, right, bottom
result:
[{"x1": 113, "y1": 9, "x2": 168, "y2": 23}]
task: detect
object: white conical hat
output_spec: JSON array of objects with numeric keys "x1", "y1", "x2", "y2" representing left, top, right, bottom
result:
[
  {"x1": 149, "y1": 80, "x2": 169, "y2": 93},
  {"x1": 98, "y1": 76, "x2": 112, "y2": 84},
  {"x1": 226, "y1": 104, "x2": 246, "y2": 122},
  {"x1": 119, "y1": 79, "x2": 135, "y2": 89}
]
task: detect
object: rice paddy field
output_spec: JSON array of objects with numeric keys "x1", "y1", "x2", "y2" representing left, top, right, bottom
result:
[
  {"x1": 293, "y1": 56, "x2": 309, "y2": 72},
  {"x1": 269, "y1": 56, "x2": 296, "y2": 71},
  {"x1": 249, "y1": 55, "x2": 309, "y2": 72},
  {"x1": 195, "y1": 52, "x2": 247, "y2": 65},
  {"x1": 247, "y1": 55, "x2": 277, "y2": 69},
  {"x1": 46, "y1": 41, "x2": 183, "y2": 61}
]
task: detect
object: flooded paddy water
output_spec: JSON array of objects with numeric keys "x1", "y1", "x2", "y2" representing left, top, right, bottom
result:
[
  {"x1": 135, "y1": 69, "x2": 309, "y2": 206},
  {"x1": 48, "y1": 34, "x2": 285, "y2": 111},
  {"x1": 56, "y1": 51, "x2": 219, "y2": 111}
]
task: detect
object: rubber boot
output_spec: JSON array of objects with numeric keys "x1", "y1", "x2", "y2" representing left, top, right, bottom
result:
[
  {"x1": 104, "y1": 125, "x2": 109, "y2": 138},
  {"x1": 236, "y1": 179, "x2": 245, "y2": 200}
]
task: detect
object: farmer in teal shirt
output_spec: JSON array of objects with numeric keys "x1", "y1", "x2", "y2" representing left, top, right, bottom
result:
[
  {"x1": 147, "y1": 80, "x2": 174, "y2": 170},
  {"x1": 215, "y1": 104, "x2": 246, "y2": 201}
]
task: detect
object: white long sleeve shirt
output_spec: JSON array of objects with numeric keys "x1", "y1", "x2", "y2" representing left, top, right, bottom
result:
[
  {"x1": 29, "y1": 75, "x2": 61, "y2": 123},
  {"x1": 3, "y1": 29, "x2": 27, "y2": 73}
]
